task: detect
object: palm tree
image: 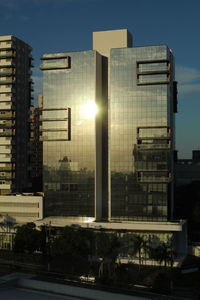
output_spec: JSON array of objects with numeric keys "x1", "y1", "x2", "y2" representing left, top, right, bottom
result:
[
  {"x1": 97, "y1": 233, "x2": 121, "y2": 280},
  {"x1": 148, "y1": 237, "x2": 174, "y2": 270},
  {"x1": 130, "y1": 234, "x2": 147, "y2": 270}
]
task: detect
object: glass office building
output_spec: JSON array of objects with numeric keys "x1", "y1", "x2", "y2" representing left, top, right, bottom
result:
[
  {"x1": 41, "y1": 31, "x2": 177, "y2": 223},
  {"x1": 39, "y1": 30, "x2": 187, "y2": 264},
  {"x1": 109, "y1": 46, "x2": 177, "y2": 221},
  {"x1": 41, "y1": 51, "x2": 102, "y2": 219}
]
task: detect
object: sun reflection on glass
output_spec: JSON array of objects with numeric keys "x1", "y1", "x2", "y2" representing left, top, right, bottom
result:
[{"x1": 82, "y1": 101, "x2": 98, "y2": 119}]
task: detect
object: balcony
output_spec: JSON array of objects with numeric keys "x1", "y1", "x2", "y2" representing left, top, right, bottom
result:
[
  {"x1": 0, "y1": 60, "x2": 16, "y2": 67},
  {"x1": 0, "y1": 164, "x2": 15, "y2": 171},
  {"x1": 137, "y1": 171, "x2": 171, "y2": 183},
  {"x1": 135, "y1": 143, "x2": 171, "y2": 150},
  {"x1": 0, "y1": 146, "x2": 12, "y2": 154},
  {"x1": 0, "y1": 51, "x2": 16, "y2": 59},
  {"x1": 0, "y1": 79, "x2": 15, "y2": 85},
  {"x1": 0, "y1": 184, "x2": 12, "y2": 189},
  {"x1": 0, "y1": 95, "x2": 15, "y2": 102},
  {"x1": 0, "y1": 175, "x2": 14, "y2": 180},
  {"x1": 0, "y1": 102, "x2": 15, "y2": 110},
  {"x1": 40, "y1": 57, "x2": 70, "y2": 70},
  {"x1": 0, "y1": 121, "x2": 15, "y2": 129},
  {"x1": 0, "y1": 154, "x2": 13, "y2": 162},
  {"x1": 0, "y1": 87, "x2": 15, "y2": 94},
  {"x1": 0, "y1": 163, "x2": 12, "y2": 172},
  {"x1": 0, "y1": 69, "x2": 15, "y2": 76},
  {"x1": 0, "y1": 43, "x2": 16, "y2": 50},
  {"x1": 0, "y1": 129, "x2": 15, "y2": 137},
  {"x1": 0, "y1": 112, "x2": 15, "y2": 120},
  {"x1": 0, "y1": 138, "x2": 13, "y2": 145},
  {"x1": 40, "y1": 135, "x2": 70, "y2": 142},
  {"x1": 137, "y1": 176, "x2": 170, "y2": 183},
  {"x1": 135, "y1": 162, "x2": 168, "y2": 172}
]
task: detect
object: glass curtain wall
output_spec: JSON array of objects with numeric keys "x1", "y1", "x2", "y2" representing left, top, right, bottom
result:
[
  {"x1": 110, "y1": 46, "x2": 174, "y2": 221},
  {"x1": 41, "y1": 51, "x2": 98, "y2": 219}
]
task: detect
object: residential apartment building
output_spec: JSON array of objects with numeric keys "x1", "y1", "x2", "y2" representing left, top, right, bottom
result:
[{"x1": 0, "y1": 35, "x2": 33, "y2": 194}]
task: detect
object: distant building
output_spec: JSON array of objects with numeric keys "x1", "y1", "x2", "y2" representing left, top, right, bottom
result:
[
  {"x1": 0, "y1": 194, "x2": 43, "y2": 250},
  {"x1": 176, "y1": 150, "x2": 200, "y2": 186},
  {"x1": 0, "y1": 35, "x2": 33, "y2": 194},
  {"x1": 29, "y1": 94, "x2": 43, "y2": 192},
  {"x1": 0, "y1": 194, "x2": 43, "y2": 224}
]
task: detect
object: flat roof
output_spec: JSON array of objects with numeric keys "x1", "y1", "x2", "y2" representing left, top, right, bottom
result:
[{"x1": 35, "y1": 217, "x2": 186, "y2": 232}]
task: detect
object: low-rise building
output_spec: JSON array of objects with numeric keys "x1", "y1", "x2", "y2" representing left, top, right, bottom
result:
[{"x1": 0, "y1": 194, "x2": 43, "y2": 224}]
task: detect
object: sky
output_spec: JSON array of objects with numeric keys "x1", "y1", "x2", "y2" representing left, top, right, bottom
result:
[{"x1": 0, "y1": 0, "x2": 200, "y2": 158}]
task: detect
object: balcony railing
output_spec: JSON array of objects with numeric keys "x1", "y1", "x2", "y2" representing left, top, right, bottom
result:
[
  {"x1": 0, "y1": 51, "x2": 16, "y2": 58},
  {"x1": 0, "y1": 155, "x2": 14, "y2": 162},
  {"x1": 0, "y1": 112, "x2": 15, "y2": 119},
  {"x1": 0, "y1": 130, "x2": 15, "y2": 137},
  {"x1": 0, "y1": 147, "x2": 12, "y2": 154},
  {"x1": 0, "y1": 87, "x2": 15, "y2": 94},
  {"x1": 0, "y1": 69, "x2": 15, "y2": 76},
  {"x1": 137, "y1": 177, "x2": 171, "y2": 183},
  {"x1": 0, "y1": 43, "x2": 16, "y2": 50},
  {"x1": 0, "y1": 122, "x2": 15, "y2": 129},
  {"x1": 0, "y1": 175, "x2": 14, "y2": 180},
  {"x1": 135, "y1": 143, "x2": 171, "y2": 150},
  {"x1": 0, "y1": 102, "x2": 15, "y2": 110},
  {"x1": 0, "y1": 79, "x2": 15, "y2": 85},
  {"x1": 0, "y1": 138, "x2": 13, "y2": 145},
  {"x1": 0, "y1": 60, "x2": 16, "y2": 67},
  {"x1": 0, "y1": 95, "x2": 15, "y2": 102},
  {"x1": 135, "y1": 162, "x2": 168, "y2": 171},
  {"x1": 0, "y1": 165, "x2": 15, "y2": 171}
]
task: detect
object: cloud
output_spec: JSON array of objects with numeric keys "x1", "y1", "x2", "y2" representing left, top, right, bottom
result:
[{"x1": 176, "y1": 65, "x2": 200, "y2": 96}]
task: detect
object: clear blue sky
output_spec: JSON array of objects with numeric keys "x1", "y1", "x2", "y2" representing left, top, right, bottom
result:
[{"x1": 0, "y1": 0, "x2": 200, "y2": 158}]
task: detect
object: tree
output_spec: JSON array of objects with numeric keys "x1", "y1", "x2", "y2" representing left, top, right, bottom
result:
[
  {"x1": 97, "y1": 232, "x2": 121, "y2": 281},
  {"x1": 130, "y1": 234, "x2": 147, "y2": 270},
  {"x1": 148, "y1": 237, "x2": 174, "y2": 270},
  {"x1": 13, "y1": 222, "x2": 45, "y2": 253},
  {"x1": 51, "y1": 226, "x2": 94, "y2": 259},
  {"x1": 49, "y1": 226, "x2": 95, "y2": 274}
]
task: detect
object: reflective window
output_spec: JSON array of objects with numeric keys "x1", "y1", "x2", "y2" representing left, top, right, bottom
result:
[
  {"x1": 42, "y1": 51, "x2": 97, "y2": 218},
  {"x1": 110, "y1": 46, "x2": 174, "y2": 221}
]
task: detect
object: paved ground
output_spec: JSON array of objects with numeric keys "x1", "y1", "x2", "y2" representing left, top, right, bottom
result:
[{"x1": 0, "y1": 287, "x2": 84, "y2": 299}]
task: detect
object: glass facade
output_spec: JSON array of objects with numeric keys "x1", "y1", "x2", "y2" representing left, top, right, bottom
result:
[
  {"x1": 110, "y1": 46, "x2": 175, "y2": 221},
  {"x1": 41, "y1": 50, "x2": 101, "y2": 218}
]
